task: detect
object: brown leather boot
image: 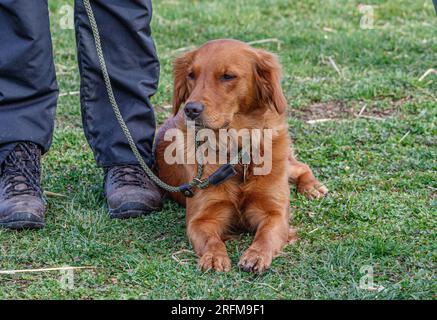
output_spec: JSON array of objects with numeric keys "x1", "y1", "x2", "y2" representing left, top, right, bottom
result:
[
  {"x1": 104, "y1": 165, "x2": 163, "y2": 219},
  {"x1": 0, "y1": 142, "x2": 45, "y2": 230}
]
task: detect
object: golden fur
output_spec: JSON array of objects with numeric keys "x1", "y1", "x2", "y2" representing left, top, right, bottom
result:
[{"x1": 155, "y1": 39, "x2": 327, "y2": 273}]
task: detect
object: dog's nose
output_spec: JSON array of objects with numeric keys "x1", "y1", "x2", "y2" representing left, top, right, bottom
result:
[{"x1": 184, "y1": 102, "x2": 204, "y2": 120}]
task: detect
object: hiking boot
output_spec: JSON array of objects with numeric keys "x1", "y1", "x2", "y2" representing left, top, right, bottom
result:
[
  {"x1": 0, "y1": 142, "x2": 45, "y2": 230},
  {"x1": 104, "y1": 165, "x2": 163, "y2": 219}
]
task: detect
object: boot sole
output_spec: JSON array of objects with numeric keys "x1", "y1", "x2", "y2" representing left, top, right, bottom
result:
[
  {"x1": 109, "y1": 202, "x2": 160, "y2": 219},
  {"x1": 0, "y1": 212, "x2": 45, "y2": 230}
]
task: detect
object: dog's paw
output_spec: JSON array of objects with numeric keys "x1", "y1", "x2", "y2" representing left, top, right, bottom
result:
[
  {"x1": 198, "y1": 251, "x2": 231, "y2": 272},
  {"x1": 238, "y1": 248, "x2": 272, "y2": 274},
  {"x1": 298, "y1": 181, "x2": 328, "y2": 200}
]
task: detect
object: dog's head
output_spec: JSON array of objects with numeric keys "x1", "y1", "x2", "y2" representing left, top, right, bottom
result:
[{"x1": 172, "y1": 39, "x2": 287, "y2": 129}]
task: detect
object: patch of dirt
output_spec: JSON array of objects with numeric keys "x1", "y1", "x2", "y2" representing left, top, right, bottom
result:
[
  {"x1": 157, "y1": 97, "x2": 409, "y2": 123},
  {"x1": 288, "y1": 97, "x2": 410, "y2": 121}
]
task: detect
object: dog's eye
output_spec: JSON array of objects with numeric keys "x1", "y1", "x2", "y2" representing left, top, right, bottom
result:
[
  {"x1": 220, "y1": 74, "x2": 237, "y2": 81},
  {"x1": 188, "y1": 72, "x2": 196, "y2": 80}
]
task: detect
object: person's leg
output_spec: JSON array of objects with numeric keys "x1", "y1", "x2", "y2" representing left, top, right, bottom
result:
[
  {"x1": 0, "y1": 0, "x2": 58, "y2": 229},
  {"x1": 0, "y1": 0, "x2": 58, "y2": 161},
  {"x1": 74, "y1": 0, "x2": 158, "y2": 167},
  {"x1": 74, "y1": 0, "x2": 162, "y2": 218}
]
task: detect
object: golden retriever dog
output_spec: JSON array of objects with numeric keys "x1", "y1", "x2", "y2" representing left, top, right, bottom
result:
[{"x1": 155, "y1": 39, "x2": 327, "y2": 273}]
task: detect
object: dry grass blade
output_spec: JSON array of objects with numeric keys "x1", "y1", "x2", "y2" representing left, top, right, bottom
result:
[
  {"x1": 44, "y1": 191, "x2": 67, "y2": 198},
  {"x1": 244, "y1": 280, "x2": 285, "y2": 298},
  {"x1": 59, "y1": 91, "x2": 80, "y2": 97},
  {"x1": 172, "y1": 249, "x2": 196, "y2": 265},
  {"x1": 0, "y1": 266, "x2": 97, "y2": 275},
  {"x1": 247, "y1": 38, "x2": 282, "y2": 49},
  {"x1": 358, "y1": 104, "x2": 367, "y2": 116},
  {"x1": 323, "y1": 27, "x2": 335, "y2": 33},
  {"x1": 327, "y1": 56, "x2": 343, "y2": 78},
  {"x1": 398, "y1": 131, "x2": 410, "y2": 143},
  {"x1": 418, "y1": 68, "x2": 437, "y2": 81},
  {"x1": 308, "y1": 227, "x2": 320, "y2": 234},
  {"x1": 306, "y1": 118, "x2": 341, "y2": 124}
]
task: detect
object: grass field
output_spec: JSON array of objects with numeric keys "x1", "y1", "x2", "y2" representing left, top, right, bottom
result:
[{"x1": 0, "y1": 0, "x2": 436, "y2": 299}]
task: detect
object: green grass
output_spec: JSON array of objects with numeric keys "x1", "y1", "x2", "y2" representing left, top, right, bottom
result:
[{"x1": 0, "y1": 0, "x2": 436, "y2": 299}]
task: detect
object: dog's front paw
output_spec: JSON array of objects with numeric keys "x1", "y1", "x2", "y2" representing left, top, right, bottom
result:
[
  {"x1": 298, "y1": 181, "x2": 328, "y2": 200},
  {"x1": 238, "y1": 248, "x2": 272, "y2": 274},
  {"x1": 198, "y1": 251, "x2": 231, "y2": 272}
]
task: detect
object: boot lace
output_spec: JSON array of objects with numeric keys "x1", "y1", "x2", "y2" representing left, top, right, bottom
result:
[
  {"x1": 106, "y1": 165, "x2": 149, "y2": 188},
  {"x1": 1, "y1": 143, "x2": 43, "y2": 199}
]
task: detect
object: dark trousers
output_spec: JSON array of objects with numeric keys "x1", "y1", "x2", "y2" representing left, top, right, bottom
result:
[{"x1": 0, "y1": 0, "x2": 159, "y2": 167}]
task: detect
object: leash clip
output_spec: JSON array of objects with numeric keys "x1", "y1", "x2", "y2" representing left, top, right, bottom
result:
[{"x1": 179, "y1": 183, "x2": 195, "y2": 198}]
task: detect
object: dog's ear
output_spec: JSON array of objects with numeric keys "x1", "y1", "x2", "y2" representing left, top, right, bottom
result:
[
  {"x1": 172, "y1": 50, "x2": 195, "y2": 115},
  {"x1": 252, "y1": 49, "x2": 287, "y2": 114}
]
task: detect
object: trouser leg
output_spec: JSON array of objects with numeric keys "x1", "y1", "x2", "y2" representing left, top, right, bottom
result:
[
  {"x1": 74, "y1": 0, "x2": 160, "y2": 167},
  {"x1": 0, "y1": 0, "x2": 58, "y2": 165}
]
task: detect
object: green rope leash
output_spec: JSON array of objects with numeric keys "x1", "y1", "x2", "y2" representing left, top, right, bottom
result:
[{"x1": 83, "y1": 0, "x2": 241, "y2": 197}]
